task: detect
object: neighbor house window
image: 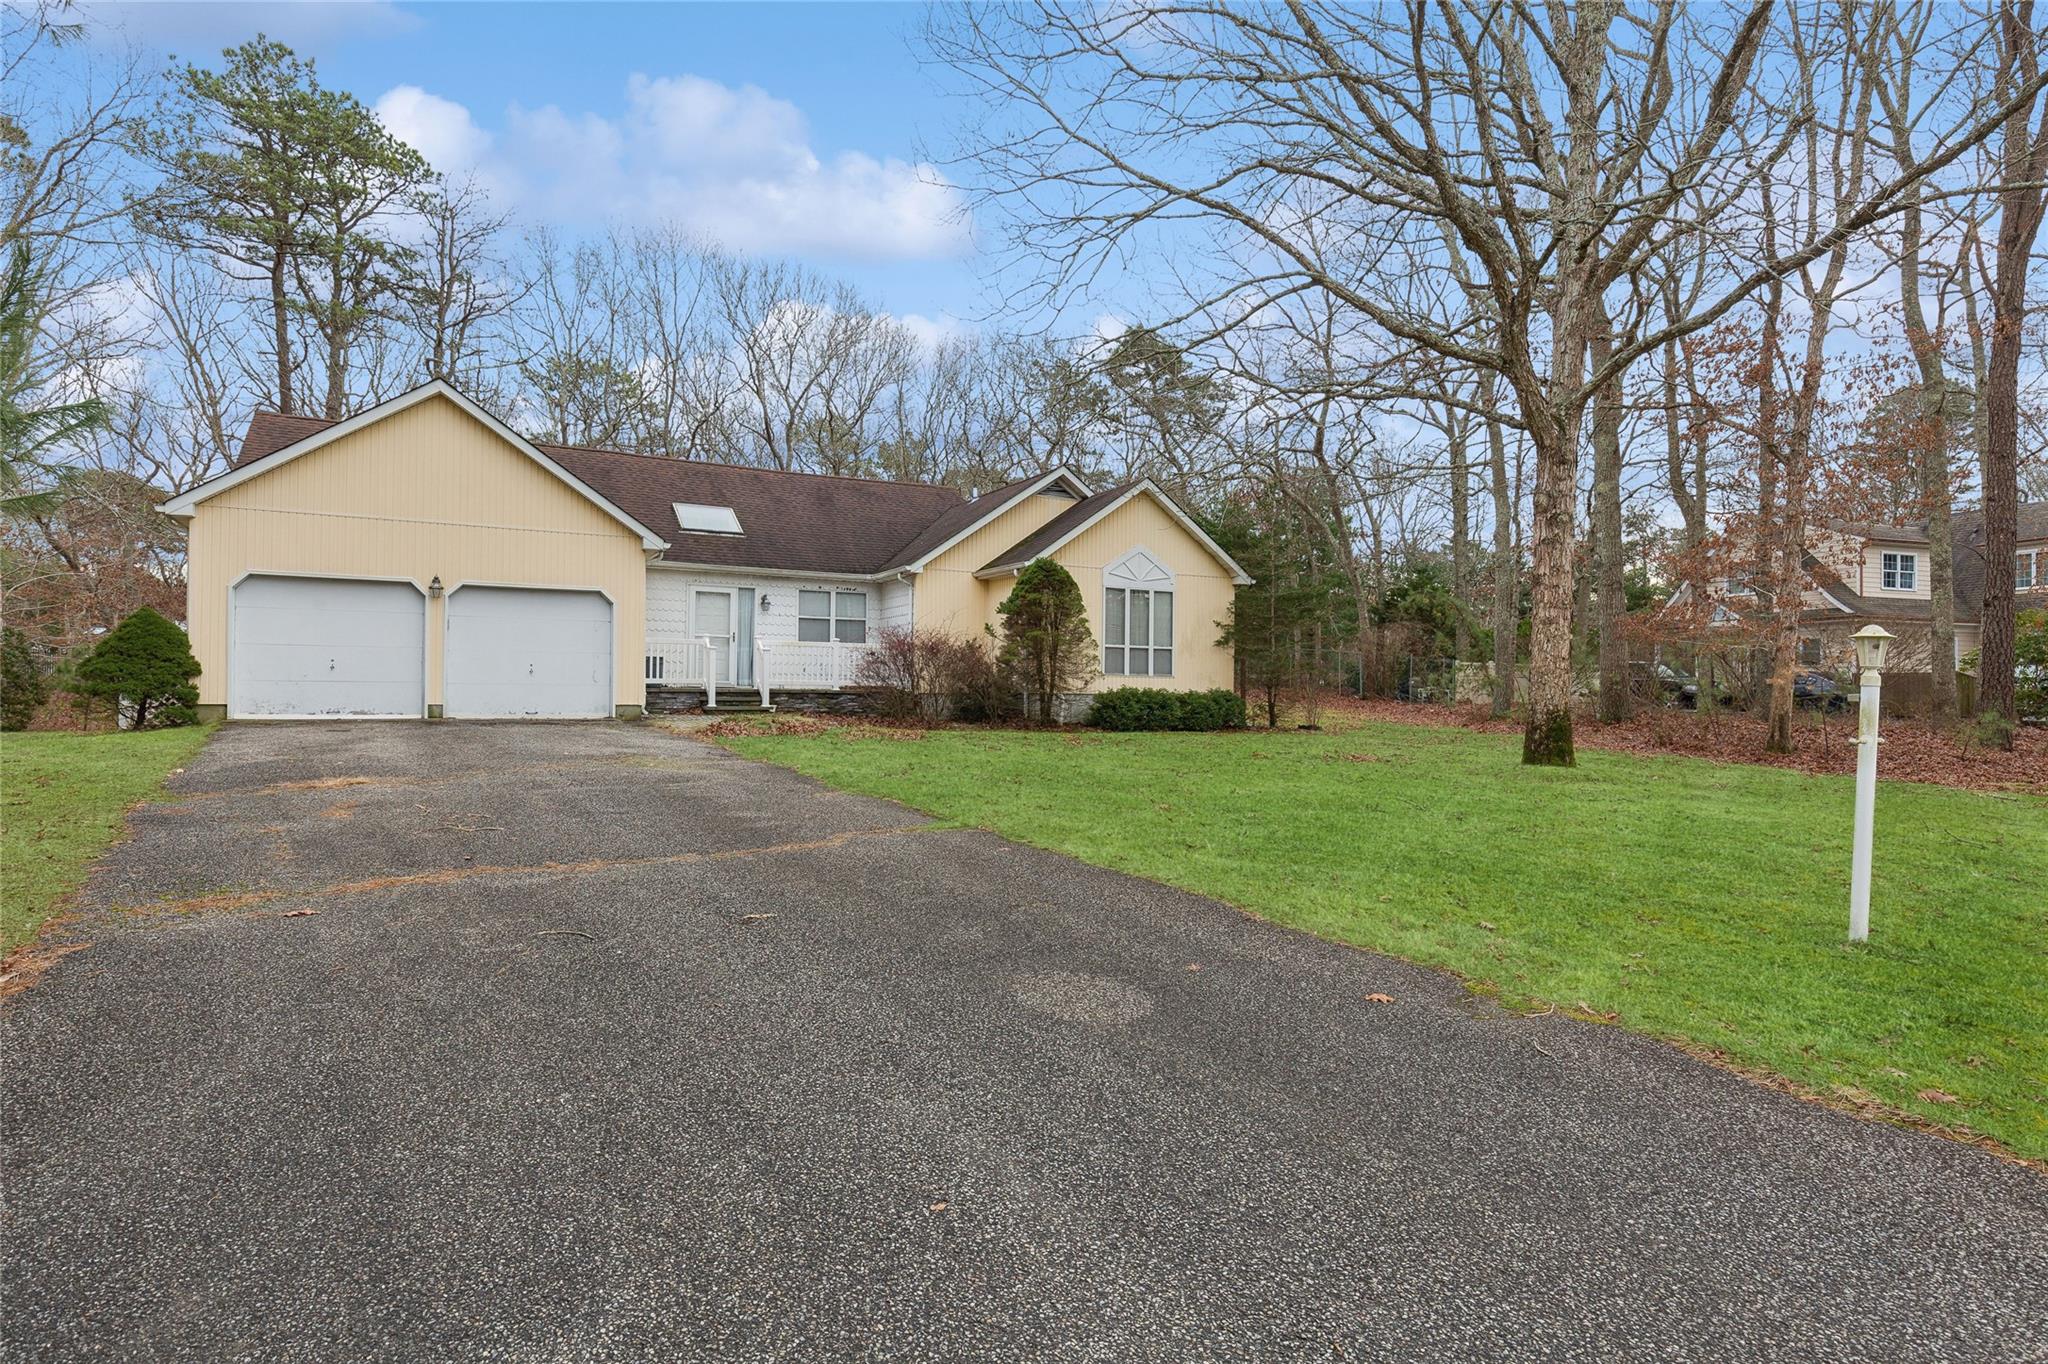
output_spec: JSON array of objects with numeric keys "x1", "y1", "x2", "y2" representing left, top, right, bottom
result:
[
  {"x1": 2019, "y1": 549, "x2": 2039, "y2": 590},
  {"x1": 798, "y1": 589, "x2": 867, "y2": 643},
  {"x1": 1102, "y1": 548, "x2": 1174, "y2": 676},
  {"x1": 1880, "y1": 551, "x2": 1917, "y2": 591}
]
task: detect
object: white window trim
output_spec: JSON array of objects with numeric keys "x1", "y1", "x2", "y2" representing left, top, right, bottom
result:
[
  {"x1": 2018, "y1": 548, "x2": 2039, "y2": 590},
  {"x1": 1880, "y1": 550, "x2": 1917, "y2": 591},
  {"x1": 797, "y1": 587, "x2": 869, "y2": 644},
  {"x1": 1103, "y1": 548, "x2": 1175, "y2": 678}
]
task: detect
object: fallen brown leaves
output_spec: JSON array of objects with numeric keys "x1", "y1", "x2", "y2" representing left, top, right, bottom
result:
[
  {"x1": 120, "y1": 826, "x2": 932, "y2": 920},
  {"x1": 1672, "y1": 1038, "x2": 2041, "y2": 1174},
  {"x1": 1315, "y1": 696, "x2": 2047, "y2": 795},
  {"x1": 694, "y1": 715, "x2": 841, "y2": 740},
  {"x1": 0, "y1": 940, "x2": 90, "y2": 1000}
]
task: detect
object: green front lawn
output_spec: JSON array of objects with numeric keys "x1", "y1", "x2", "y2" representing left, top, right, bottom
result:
[
  {"x1": 728, "y1": 720, "x2": 2048, "y2": 1158},
  {"x1": 1, "y1": 727, "x2": 214, "y2": 953}
]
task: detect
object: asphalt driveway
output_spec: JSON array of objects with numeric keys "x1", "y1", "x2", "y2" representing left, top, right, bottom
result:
[{"x1": 2, "y1": 722, "x2": 2042, "y2": 1362}]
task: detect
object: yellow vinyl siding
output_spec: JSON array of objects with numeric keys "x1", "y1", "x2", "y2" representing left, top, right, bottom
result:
[
  {"x1": 914, "y1": 492, "x2": 1074, "y2": 635},
  {"x1": 185, "y1": 394, "x2": 648, "y2": 710},
  {"x1": 914, "y1": 489, "x2": 1239, "y2": 692}
]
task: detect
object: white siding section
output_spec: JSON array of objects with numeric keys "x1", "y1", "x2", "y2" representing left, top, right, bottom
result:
[
  {"x1": 646, "y1": 565, "x2": 890, "y2": 690},
  {"x1": 879, "y1": 577, "x2": 914, "y2": 635}
]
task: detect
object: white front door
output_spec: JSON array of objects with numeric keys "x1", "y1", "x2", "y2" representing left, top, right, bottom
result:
[
  {"x1": 230, "y1": 575, "x2": 425, "y2": 718},
  {"x1": 443, "y1": 586, "x2": 613, "y2": 719},
  {"x1": 694, "y1": 589, "x2": 736, "y2": 683}
]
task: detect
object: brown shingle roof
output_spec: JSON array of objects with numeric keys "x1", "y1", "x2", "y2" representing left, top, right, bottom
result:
[
  {"x1": 542, "y1": 443, "x2": 963, "y2": 575},
  {"x1": 228, "y1": 410, "x2": 971, "y2": 577},
  {"x1": 881, "y1": 471, "x2": 1056, "y2": 570},
  {"x1": 237, "y1": 412, "x2": 338, "y2": 465},
  {"x1": 979, "y1": 482, "x2": 1139, "y2": 573},
  {"x1": 1951, "y1": 502, "x2": 2048, "y2": 619}
]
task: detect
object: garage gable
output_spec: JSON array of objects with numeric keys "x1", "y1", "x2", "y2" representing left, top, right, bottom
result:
[{"x1": 161, "y1": 382, "x2": 666, "y2": 551}]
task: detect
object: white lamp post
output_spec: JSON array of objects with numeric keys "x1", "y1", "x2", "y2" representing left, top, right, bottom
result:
[{"x1": 1848, "y1": 624, "x2": 1893, "y2": 943}]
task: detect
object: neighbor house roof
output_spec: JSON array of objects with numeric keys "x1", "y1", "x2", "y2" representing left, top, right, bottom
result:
[{"x1": 1800, "y1": 502, "x2": 2048, "y2": 626}]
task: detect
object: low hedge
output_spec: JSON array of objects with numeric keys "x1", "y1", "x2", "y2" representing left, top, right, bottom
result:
[{"x1": 1087, "y1": 687, "x2": 1247, "y2": 732}]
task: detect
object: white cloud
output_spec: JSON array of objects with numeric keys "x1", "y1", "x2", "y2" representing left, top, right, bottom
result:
[
  {"x1": 373, "y1": 85, "x2": 493, "y2": 174},
  {"x1": 895, "y1": 312, "x2": 964, "y2": 352},
  {"x1": 373, "y1": 74, "x2": 970, "y2": 263}
]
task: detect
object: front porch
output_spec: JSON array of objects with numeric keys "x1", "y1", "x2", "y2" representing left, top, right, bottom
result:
[{"x1": 643, "y1": 637, "x2": 882, "y2": 713}]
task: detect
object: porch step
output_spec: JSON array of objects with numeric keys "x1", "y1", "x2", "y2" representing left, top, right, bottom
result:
[{"x1": 704, "y1": 704, "x2": 775, "y2": 715}]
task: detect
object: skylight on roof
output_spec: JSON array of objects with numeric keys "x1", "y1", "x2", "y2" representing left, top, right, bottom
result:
[{"x1": 673, "y1": 502, "x2": 743, "y2": 535}]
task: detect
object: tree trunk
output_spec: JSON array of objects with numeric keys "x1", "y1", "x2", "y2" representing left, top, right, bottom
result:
[
  {"x1": 1981, "y1": 302, "x2": 2025, "y2": 733},
  {"x1": 1981, "y1": 0, "x2": 2048, "y2": 740},
  {"x1": 1449, "y1": 410, "x2": 1471, "y2": 660},
  {"x1": 270, "y1": 250, "x2": 293, "y2": 415},
  {"x1": 1485, "y1": 379, "x2": 1517, "y2": 718},
  {"x1": 1591, "y1": 315, "x2": 1631, "y2": 722},
  {"x1": 1890, "y1": 72, "x2": 1959, "y2": 727},
  {"x1": 1522, "y1": 410, "x2": 1579, "y2": 765},
  {"x1": 325, "y1": 227, "x2": 348, "y2": 420}
]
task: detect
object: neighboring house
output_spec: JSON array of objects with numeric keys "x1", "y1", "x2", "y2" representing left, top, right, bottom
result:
[
  {"x1": 157, "y1": 381, "x2": 1251, "y2": 721},
  {"x1": 1796, "y1": 504, "x2": 2048, "y2": 671},
  {"x1": 1670, "y1": 502, "x2": 2048, "y2": 673}
]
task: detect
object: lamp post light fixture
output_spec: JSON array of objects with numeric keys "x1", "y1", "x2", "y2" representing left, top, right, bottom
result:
[{"x1": 1847, "y1": 624, "x2": 1893, "y2": 943}]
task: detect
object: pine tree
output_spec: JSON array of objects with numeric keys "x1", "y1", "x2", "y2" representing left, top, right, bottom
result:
[
  {"x1": 1, "y1": 626, "x2": 49, "y2": 731},
  {"x1": 74, "y1": 608, "x2": 201, "y2": 729},
  {"x1": 1, "y1": 242, "x2": 106, "y2": 515},
  {"x1": 997, "y1": 558, "x2": 1098, "y2": 723},
  {"x1": 138, "y1": 37, "x2": 432, "y2": 416}
]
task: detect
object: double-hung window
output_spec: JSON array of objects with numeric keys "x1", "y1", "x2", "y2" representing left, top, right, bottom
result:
[
  {"x1": 2018, "y1": 549, "x2": 2039, "y2": 591},
  {"x1": 1880, "y1": 551, "x2": 1917, "y2": 591},
  {"x1": 1102, "y1": 549, "x2": 1174, "y2": 677},
  {"x1": 798, "y1": 589, "x2": 867, "y2": 643}
]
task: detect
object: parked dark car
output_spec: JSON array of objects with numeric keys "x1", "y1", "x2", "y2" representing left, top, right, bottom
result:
[{"x1": 1793, "y1": 670, "x2": 1849, "y2": 712}]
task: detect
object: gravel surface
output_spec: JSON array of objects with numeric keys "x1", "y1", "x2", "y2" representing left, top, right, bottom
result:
[{"x1": 3, "y1": 721, "x2": 2042, "y2": 1363}]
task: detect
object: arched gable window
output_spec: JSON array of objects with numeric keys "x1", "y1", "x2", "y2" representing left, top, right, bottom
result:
[{"x1": 1103, "y1": 548, "x2": 1174, "y2": 677}]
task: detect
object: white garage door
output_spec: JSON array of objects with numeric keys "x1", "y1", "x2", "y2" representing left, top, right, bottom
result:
[
  {"x1": 444, "y1": 586, "x2": 612, "y2": 719},
  {"x1": 231, "y1": 575, "x2": 425, "y2": 718}
]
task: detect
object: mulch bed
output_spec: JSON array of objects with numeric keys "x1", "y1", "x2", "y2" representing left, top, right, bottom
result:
[{"x1": 1314, "y1": 696, "x2": 2047, "y2": 795}]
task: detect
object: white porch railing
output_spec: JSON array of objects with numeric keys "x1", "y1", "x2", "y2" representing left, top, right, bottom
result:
[
  {"x1": 647, "y1": 636, "x2": 876, "y2": 702},
  {"x1": 755, "y1": 640, "x2": 875, "y2": 690},
  {"x1": 645, "y1": 638, "x2": 713, "y2": 689}
]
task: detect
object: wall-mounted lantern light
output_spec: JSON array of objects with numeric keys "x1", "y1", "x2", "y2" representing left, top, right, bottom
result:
[
  {"x1": 759, "y1": 594, "x2": 772, "y2": 612},
  {"x1": 428, "y1": 576, "x2": 443, "y2": 599}
]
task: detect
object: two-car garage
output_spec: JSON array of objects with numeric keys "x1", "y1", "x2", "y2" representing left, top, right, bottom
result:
[
  {"x1": 163, "y1": 383, "x2": 665, "y2": 721},
  {"x1": 229, "y1": 575, "x2": 613, "y2": 720}
]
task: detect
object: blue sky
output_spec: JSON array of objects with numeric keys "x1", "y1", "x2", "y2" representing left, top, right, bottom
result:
[{"x1": 87, "y1": 1, "x2": 1011, "y2": 330}]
